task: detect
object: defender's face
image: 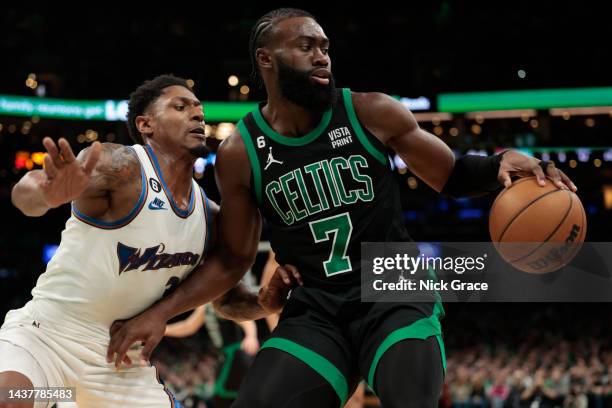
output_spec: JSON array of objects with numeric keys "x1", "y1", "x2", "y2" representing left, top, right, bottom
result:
[
  {"x1": 148, "y1": 85, "x2": 206, "y2": 153},
  {"x1": 272, "y1": 17, "x2": 332, "y2": 85}
]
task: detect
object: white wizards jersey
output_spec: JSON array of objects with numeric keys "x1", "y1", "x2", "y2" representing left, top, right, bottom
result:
[{"x1": 27, "y1": 144, "x2": 211, "y2": 340}]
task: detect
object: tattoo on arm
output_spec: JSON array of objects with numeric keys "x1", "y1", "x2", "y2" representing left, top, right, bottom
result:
[{"x1": 94, "y1": 144, "x2": 141, "y2": 192}]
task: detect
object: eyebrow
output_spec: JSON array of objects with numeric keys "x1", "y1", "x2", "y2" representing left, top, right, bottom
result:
[
  {"x1": 295, "y1": 35, "x2": 329, "y2": 45},
  {"x1": 171, "y1": 96, "x2": 201, "y2": 106}
]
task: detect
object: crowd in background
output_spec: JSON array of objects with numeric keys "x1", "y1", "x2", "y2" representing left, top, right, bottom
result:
[
  {"x1": 442, "y1": 337, "x2": 610, "y2": 408},
  {"x1": 150, "y1": 304, "x2": 611, "y2": 408}
]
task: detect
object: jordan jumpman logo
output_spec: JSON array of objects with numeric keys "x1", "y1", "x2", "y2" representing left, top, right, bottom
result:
[{"x1": 265, "y1": 147, "x2": 284, "y2": 170}]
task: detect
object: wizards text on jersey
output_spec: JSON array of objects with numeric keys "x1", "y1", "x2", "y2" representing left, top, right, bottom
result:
[{"x1": 116, "y1": 242, "x2": 200, "y2": 275}]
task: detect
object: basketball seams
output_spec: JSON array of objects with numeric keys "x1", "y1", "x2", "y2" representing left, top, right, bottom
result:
[
  {"x1": 496, "y1": 188, "x2": 563, "y2": 243},
  {"x1": 508, "y1": 190, "x2": 573, "y2": 263},
  {"x1": 489, "y1": 177, "x2": 533, "y2": 219},
  {"x1": 557, "y1": 194, "x2": 587, "y2": 268},
  {"x1": 490, "y1": 177, "x2": 550, "y2": 242}
]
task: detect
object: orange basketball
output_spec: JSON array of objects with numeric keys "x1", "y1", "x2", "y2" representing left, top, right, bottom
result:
[{"x1": 489, "y1": 177, "x2": 586, "y2": 273}]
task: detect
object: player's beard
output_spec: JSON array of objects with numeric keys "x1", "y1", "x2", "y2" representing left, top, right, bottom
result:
[{"x1": 277, "y1": 59, "x2": 337, "y2": 113}]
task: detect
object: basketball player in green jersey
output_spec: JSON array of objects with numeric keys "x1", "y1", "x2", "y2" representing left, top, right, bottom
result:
[{"x1": 109, "y1": 8, "x2": 576, "y2": 407}]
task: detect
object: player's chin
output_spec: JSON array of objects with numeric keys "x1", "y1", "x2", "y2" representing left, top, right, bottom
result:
[{"x1": 186, "y1": 139, "x2": 209, "y2": 157}]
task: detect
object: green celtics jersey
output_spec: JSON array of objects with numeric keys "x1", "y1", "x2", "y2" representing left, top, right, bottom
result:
[{"x1": 237, "y1": 88, "x2": 413, "y2": 293}]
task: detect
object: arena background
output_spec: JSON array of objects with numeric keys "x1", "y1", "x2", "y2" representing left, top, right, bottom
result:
[{"x1": 1, "y1": 3, "x2": 610, "y2": 407}]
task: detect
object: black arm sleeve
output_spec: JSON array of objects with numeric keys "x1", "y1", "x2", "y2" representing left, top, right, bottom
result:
[{"x1": 440, "y1": 152, "x2": 506, "y2": 198}]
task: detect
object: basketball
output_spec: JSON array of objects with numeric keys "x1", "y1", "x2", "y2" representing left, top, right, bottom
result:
[{"x1": 489, "y1": 177, "x2": 586, "y2": 273}]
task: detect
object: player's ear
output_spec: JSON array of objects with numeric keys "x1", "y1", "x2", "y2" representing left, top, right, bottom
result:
[
  {"x1": 256, "y1": 47, "x2": 273, "y2": 72},
  {"x1": 135, "y1": 115, "x2": 153, "y2": 138}
]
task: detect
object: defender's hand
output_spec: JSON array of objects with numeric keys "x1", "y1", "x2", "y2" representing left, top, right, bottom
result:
[
  {"x1": 107, "y1": 310, "x2": 166, "y2": 369},
  {"x1": 40, "y1": 137, "x2": 101, "y2": 207},
  {"x1": 258, "y1": 264, "x2": 303, "y2": 314}
]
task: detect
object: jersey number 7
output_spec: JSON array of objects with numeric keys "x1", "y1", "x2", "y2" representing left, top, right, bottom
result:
[{"x1": 309, "y1": 212, "x2": 353, "y2": 277}]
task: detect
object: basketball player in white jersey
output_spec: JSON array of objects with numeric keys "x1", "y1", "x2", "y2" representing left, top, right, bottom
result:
[{"x1": 0, "y1": 75, "x2": 296, "y2": 408}]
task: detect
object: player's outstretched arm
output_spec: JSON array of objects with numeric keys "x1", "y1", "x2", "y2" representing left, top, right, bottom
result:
[
  {"x1": 352, "y1": 92, "x2": 455, "y2": 192},
  {"x1": 352, "y1": 92, "x2": 576, "y2": 196}
]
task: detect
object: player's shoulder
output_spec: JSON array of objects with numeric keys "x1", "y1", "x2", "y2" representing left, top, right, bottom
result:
[
  {"x1": 207, "y1": 198, "x2": 220, "y2": 216},
  {"x1": 350, "y1": 90, "x2": 395, "y2": 109},
  {"x1": 218, "y1": 127, "x2": 248, "y2": 161},
  {"x1": 78, "y1": 142, "x2": 136, "y2": 163},
  {"x1": 215, "y1": 127, "x2": 251, "y2": 187},
  {"x1": 99, "y1": 142, "x2": 129, "y2": 151},
  {"x1": 350, "y1": 90, "x2": 415, "y2": 126},
  {"x1": 100, "y1": 143, "x2": 139, "y2": 170},
  {"x1": 84, "y1": 143, "x2": 141, "y2": 185}
]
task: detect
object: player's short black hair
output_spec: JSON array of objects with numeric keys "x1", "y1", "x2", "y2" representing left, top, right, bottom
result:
[
  {"x1": 126, "y1": 74, "x2": 191, "y2": 144},
  {"x1": 249, "y1": 8, "x2": 316, "y2": 86}
]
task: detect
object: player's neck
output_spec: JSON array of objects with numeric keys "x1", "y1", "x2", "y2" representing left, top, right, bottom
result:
[
  {"x1": 263, "y1": 94, "x2": 324, "y2": 138},
  {"x1": 145, "y1": 141, "x2": 194, "y2": 206}
]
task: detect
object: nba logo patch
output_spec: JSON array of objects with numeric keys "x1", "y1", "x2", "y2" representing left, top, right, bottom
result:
[{"x1": 149, "y1": 178, "x2": 161, "y2": 193}]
